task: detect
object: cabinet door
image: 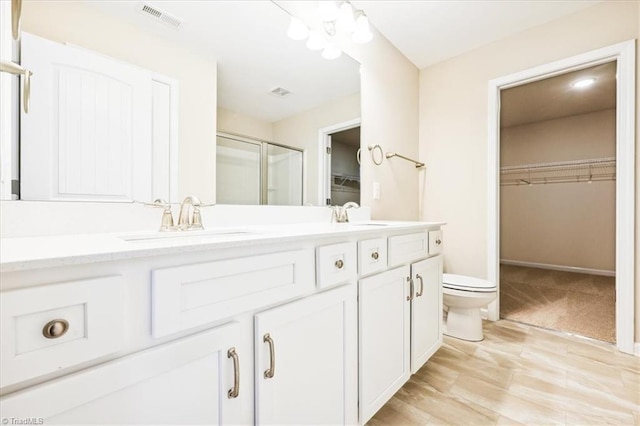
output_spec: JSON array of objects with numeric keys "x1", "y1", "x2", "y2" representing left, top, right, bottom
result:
[
  {"x1": 0, "y1": 322, "x2": 251, "y2": 425},
  {"x1": 255, "y1": 285, "x2": 357, "y2": 425},
  {"x1": 410, "y1": 255, "x2": 443, "y2": 374},
  {"x1": 359, "y1": 266, "x2": 411, "y2": 424}
]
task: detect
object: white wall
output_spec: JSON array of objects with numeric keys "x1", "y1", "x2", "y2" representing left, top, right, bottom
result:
[
  {"x1": 272, "y1": 93, "x2": 360, "y2": 205},
  {"x1": 21, "y1": 1, "x2": 217, "y2": 203},
  {"x1": 217, "y1": 107, "x2": 274, "y2": 142},
  {"x1": 418, "y1": 1, "x2": 640, "y2": 340},
  {"x1": 500, "y1": 110, "x2": 616, "y2": 271}
]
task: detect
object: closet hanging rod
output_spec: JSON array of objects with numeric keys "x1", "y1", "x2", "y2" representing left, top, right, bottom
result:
[
  {"x1": 501, "y1": 157, "x2": 615, "y2": 173},
  {"x1": 385, "y1": 152, "x2": 425, "y2": 168}
]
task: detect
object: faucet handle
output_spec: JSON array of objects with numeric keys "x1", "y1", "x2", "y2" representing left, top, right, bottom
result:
[
  {"x1": 144, "y1": 199, "x2": 175, "y2": 231},
  {"x1": 191, "y1": 206, "x2": 204, "y2": 230}
]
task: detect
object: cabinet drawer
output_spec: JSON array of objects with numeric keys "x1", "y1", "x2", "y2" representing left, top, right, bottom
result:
[
  {"x1": 0, "y1": 276, "x2": 124, "y2": 388},
  {"x1": 316, "y1": 242, "x2": 357, "y2": 289},
  {"x1": 358, "y1": 238, "x2": 387, "y2": 276},
  {"x1": 428, "y1": 230, "x2": 443, "y2": 255},
  {"x1": 388, "y1": 232, "x2": 428, "y2": 267},
  {"x1": 152, "y1": 249, "x2": 314, "y2": 337}
]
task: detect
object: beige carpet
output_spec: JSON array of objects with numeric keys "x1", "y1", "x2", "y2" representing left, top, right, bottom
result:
[{"x1": 500, "y1": 264, "x2": 615, "y2": 343}]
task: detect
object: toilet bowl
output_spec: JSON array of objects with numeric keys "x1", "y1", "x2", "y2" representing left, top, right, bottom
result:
[{"x1": 443, "y1": 273, "x2": 496, "y2": 341}]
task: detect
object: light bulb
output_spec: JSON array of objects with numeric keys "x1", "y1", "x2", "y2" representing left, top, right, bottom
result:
[
  {"x1": 572, "y1": 78, "x2": 596, "y2": 88},
  {"x1": 317, "y1": 1, "x2": 339, "y2": 21},
  {"x1": 352, "y1": 12, "x2": 373, "y2": 43},
  {"x1": 306, "y1": 31, "x2": 326, "y2": 51},
  {"x1": 337, "y1": 1, "x2": 356, "y2": 33},
  {"x1": 287, "y1": 17, "x2": 309, "y2": 41},
  {"x1": 322, "y1": 42, "x2": 342, "y2": 60}
]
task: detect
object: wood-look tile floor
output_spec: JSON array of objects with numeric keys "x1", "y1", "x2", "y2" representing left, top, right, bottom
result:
[{"x1": 368, "y1": 320, "x2": 640, "y2": 426}]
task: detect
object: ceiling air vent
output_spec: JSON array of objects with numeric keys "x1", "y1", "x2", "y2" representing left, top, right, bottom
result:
[
  {"x1": 138, "y1": 2, "x2": 183, "y2": 30},
  {"x1": 270, "y1": 87, "x2": 292, "y2": 97}
]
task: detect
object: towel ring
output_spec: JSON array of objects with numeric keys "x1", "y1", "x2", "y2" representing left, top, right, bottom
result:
[
  {"x1": 368, "y1": 144, "x2": 384, "y2": 165},
  {"x1": 356, "y1": 148, "x2": 362, "y2": 165}
]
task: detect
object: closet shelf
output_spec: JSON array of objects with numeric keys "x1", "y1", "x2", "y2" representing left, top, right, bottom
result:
[
  {"x1": 331, "y1": 173, "x2": 360, "y2": 186},
  {"x1": 500, "y1": 157, "x2": 615, "y2": 186}
]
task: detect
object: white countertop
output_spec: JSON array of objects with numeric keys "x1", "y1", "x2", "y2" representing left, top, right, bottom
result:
[{"x1": 1, "y1": 221, "x2": 445, "y2": 272}]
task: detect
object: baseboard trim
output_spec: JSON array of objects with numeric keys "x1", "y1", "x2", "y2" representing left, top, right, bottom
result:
[{"x1": 500, "y1": 259, "x2": 615, "y2": 277}]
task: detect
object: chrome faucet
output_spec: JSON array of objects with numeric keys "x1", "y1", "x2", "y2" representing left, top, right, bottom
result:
[
  {"x1": 331, "y1": 202, "x2": 360, "y2": 223},
  {"x1": 177, "y1": 196, "x2": 204, "y2": 230}
]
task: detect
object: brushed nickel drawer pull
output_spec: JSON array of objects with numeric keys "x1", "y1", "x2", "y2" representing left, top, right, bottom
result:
[
  {"x1": 406, "y1": 277, "x2": 414, "y2": 301},
  {"x1": 227, "y1": 347, "x2": 240, "y2": 399},
  {"x1": 416, "y1": 274, "x2": 424, "y2": 297},
  {"x1": 335, "y1": 259, "x2": 344, "y2": 269},
  {"x1": 263, "y1": 333, "x2": 275, "y2": 379},
  {"x1": 436, "y1": 238, "x2": 442, "y2": 245},
  {"x1": 42, "y1": 319, "x2": 69, "y2": 339},
  {"x1": 371, "y1": 251, "x2": 379, "y2": 260}
]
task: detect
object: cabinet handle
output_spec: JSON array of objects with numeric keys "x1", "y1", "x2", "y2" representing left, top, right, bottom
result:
[
  {"x1": 371, "y1": 251, "x2": 379, "y2": 260},
  {"x1": 436, "y1": 238, "x2": 442, "y2": 245},
  {"x1": 335, "y1": 259, "x2": 344, "y2": 269},
  {"x1": 416, "y1": 274, "x2": 424, "y2": 297},
  {"x1": 42, "y1": 319, "x2": 69, "y2": 339},
  {"x1": 227, "y1": 347, "x2": 240, "y2": 399},
  {"x1": 406, "y1": 277, "x2": 414, "y2": 301},
  {"x1": 263, "y1": 333, "x2": 275, "y2": 379}
]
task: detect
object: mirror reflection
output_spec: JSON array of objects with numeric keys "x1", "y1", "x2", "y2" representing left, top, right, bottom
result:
[{"x1": 16, "y1": 0, "x2": 361, "y2": 205}]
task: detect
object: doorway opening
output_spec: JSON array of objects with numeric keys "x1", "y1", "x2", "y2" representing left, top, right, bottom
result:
[
  {"x1": 487, "y1": 40, "x2": 635, "y2": 354},
  {"x1": 318, "y1": 119, "x2": 361, "y2": 206},
  {"x1": 498, "y1": 62, "x2": 617, "y2": 342}
]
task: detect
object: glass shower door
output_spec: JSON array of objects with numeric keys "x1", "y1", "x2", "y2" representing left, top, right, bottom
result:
[
  {"x1": 216, "y1": 135, "x2": 261, "y2": 205},
  {"x1": 266, "y1": 143, "x2": 303, "y2": 206}
]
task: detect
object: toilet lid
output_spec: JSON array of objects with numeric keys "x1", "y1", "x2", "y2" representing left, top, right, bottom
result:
[{"x1": 443, "y1": 273, "x2": 496, "y2": 292}]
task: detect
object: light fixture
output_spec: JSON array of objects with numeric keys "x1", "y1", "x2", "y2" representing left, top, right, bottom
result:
[
  {"x1": 322, "y1": 42, "x2": 342, "y2": 60},
  {"x1": 352, "y1": 11, "x2": 373, "y2": 43},
  {"x1": 572, "y1": 77, "x2": 596, "y2": 88},
  {"x1": 287, "y1": 17, "x2": 309, "y2": 41},
  {"x1": 284, "y1": 1, "x2": 374, "y2": 61},
  {"x1": 306, "y1": 31, "x2": 326, "y2": 51},
  {"x1": 337, "y1": 1, "x2": 356, "y2": 33},
  {"x1": 317, "y1": 1, "x2": 340, "y2": 22}
]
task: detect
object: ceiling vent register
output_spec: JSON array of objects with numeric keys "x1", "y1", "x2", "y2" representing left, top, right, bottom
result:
[{"x1": 138, "y1": 2, "x2": 183, "y2": 30}]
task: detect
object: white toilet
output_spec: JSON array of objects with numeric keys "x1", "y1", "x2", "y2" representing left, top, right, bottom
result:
[{"x1": 442, "y1": 273, "x2": 497, "y2": 341}]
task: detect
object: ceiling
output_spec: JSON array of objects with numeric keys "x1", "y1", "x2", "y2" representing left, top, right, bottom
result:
[
  {"x1": 88, "y1": 1, "x2": 360, "y2": 123},
  {"x1": 353, "y1": 0, "x2": 600, "y2": 69},
  {"x1": 500, "y1": 61, "x2": 616, "y2": 128}
]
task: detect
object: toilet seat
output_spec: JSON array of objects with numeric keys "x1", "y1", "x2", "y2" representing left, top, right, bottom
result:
[{"x1": 443, "y1": 273, "x2": 496, "y2": 293}]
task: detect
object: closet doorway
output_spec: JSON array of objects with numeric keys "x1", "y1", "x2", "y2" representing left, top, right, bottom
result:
[
  {"x1": 487, "y1": 41, "x2": 635, "y2": 354},
  {"x1": 319, "y1": 120, "x2": 361, "y2": 206},
  {"x1": 499, "y1": 63, "x2": 616, "y2": 342}
]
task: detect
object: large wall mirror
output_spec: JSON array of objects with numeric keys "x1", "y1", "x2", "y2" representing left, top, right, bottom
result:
[{"x1": 8, "y1": 0, "x2": 361, "y2": 205}]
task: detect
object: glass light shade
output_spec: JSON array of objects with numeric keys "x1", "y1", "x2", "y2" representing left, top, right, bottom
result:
[
  {"x1": 322, "y1": 42, "x2": 342, "y2": 60},
  {"x1": 352, "y1": 13, "x2": 373, "y2": 43},
  {"x1": 337, "y1": 2, "x2": 356, "y2": 33},
  {"x1": 287, "y1": 17, "x2": 309, "y2": 41},
  {"x1": 317, "y1": 1, "x2": 339, "y2": 21},
  {"x1": 306, "y1": 31, "x2": 326, "y2": 51}
]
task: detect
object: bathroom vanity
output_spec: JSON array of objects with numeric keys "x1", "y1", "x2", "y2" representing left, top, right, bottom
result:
[{"x1": 0, "y1": 220, "x2": 444, "y2": 425}]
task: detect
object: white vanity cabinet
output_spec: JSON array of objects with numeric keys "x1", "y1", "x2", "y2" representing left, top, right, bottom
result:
[
  {"x1": 359, "y1": 266, "x2": 411, "y2": 423},
  {"x1": 0, "y1": 222, "x2": 444, "y2": 426},
  {"x1": 409, "y1": 255, "x2": 443, "y2": 373},
  {"x1": 359, "y1": 232, "x2": 444, "y2": 424},
  {"x1": 0, "y1": 321, "x2": 250, "y2": 425},
  {"x1": 255, "y1": 284, "x2": 358, "y2": 425}
]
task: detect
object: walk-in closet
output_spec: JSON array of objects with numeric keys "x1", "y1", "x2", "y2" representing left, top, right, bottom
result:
[{"x1": 499, "y1": 62, "x2": 617, "y2": 342}]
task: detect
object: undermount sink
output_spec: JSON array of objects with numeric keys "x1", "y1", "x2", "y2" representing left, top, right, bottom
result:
[
  {"x1": 119, "y1": 228, "x2": 254, "y2": 242},
  {"x1": 348, "y1": 223, "x2": 391, "y2": 227}
]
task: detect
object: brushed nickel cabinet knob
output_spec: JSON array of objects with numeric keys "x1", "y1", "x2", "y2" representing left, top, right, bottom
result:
[
  {"x1": 371, "y1": 251, "x2": 379, "y2": 260},
  {"x1": 42, "y1": 319, "x2": 69, "y2": 339},
  {"x1": 335, "y1": 259, "x2": 344, "y2": 269}
]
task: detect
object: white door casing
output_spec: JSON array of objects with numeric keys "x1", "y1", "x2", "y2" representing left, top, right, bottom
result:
[{"x1": 487, "y1": 40, "x2": 635, "y2": 354}]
